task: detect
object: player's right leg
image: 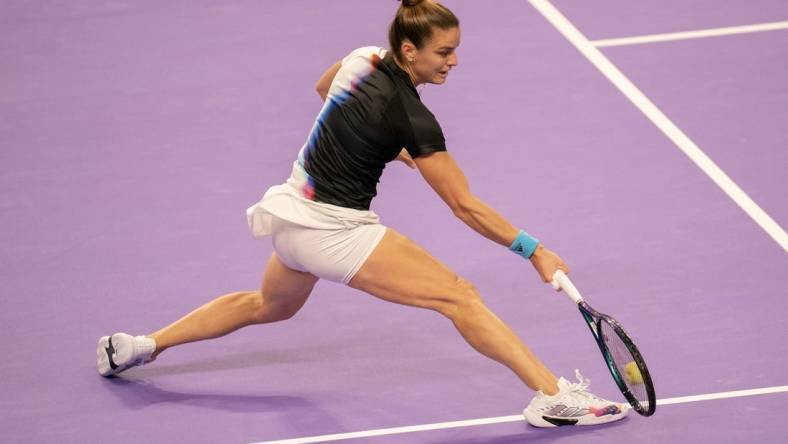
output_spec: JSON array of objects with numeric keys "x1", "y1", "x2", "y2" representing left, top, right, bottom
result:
[
  {"x1": 349, "y1": 228, "x2": 560, "y2": 393},
  {"x1": 349, "y1": 228, "x2": 628, "y2": 427},
  {"x1": 97, "y1": 252, "x2": 318, "y2": 376}
]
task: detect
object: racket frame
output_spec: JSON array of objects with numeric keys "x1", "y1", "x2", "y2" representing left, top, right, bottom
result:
[
  {"x1": 577, "y1": 301, "x2": 656, "y2": 416},
  {"x1": 552, "y1": 270, "x2": 656, "y2": 417}
]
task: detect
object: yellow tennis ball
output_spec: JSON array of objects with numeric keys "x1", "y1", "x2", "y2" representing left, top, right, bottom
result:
[{"x1": 624, "y1": 361, "x2": 644, "y2": 384}]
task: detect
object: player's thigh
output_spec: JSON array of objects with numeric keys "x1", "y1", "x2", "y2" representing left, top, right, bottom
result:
[
  {"x1": 260, "y1": 252, "x2": 319, "y2": 314},
  {"x1": 348, "y1": 228, "x2": 479, "y2": 314}
]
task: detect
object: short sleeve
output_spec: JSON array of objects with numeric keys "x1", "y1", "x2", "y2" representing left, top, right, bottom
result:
[
  {"x1": 385, "y1": 93, "x2": 447, "y2": 159},
  {"x1": 341, "y1": 46, "x2": 388, "y2": 66},
  {"x1": 406, "y1": 109, "x2": 446, "y2": 158},
  {"x1": 329, "y1": 47, "x2": 389, "y2": 99}
]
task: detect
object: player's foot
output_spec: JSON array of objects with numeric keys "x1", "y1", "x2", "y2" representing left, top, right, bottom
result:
[
  {"x1": 523, "y1": 369, "x2": 629, "y2": 427},
  {"x1": 97, "y1": 333, "x2": 156, "y2": 377}
]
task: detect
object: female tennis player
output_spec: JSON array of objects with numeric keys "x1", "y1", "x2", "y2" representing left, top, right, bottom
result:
[{"x1": 97, "y1": 0, "x2": 628, "y2": 428}]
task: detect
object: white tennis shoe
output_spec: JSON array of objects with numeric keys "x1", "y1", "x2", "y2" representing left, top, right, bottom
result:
[
  {"x1": 524, "y1": 370, "x2": 629, "y2": 427},
  {"x1": 97, "y1": 333, "x2": 156, "y2": 377}
]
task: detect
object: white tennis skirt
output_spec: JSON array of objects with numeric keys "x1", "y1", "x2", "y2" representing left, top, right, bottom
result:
[{"x1": 246, "y1": 163, "x2": 387, "y2": 284}]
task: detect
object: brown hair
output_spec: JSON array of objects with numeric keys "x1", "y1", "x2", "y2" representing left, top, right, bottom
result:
[{"x1": 388, "y1": 0, "x2": 459, "y2": 63}]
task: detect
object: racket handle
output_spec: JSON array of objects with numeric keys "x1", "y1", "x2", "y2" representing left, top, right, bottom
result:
[{"x1": 551, "y1": 270, "x2": 584, "y2": 304}]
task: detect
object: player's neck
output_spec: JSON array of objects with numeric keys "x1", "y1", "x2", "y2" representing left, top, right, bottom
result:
[{"x1": 393, "y1": 56, "x2": 421, "y2": 87}]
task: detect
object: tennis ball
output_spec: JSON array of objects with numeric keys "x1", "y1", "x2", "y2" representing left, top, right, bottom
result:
[{"x1": 624, "y1": 361, "x2": 644, "y2": 384}]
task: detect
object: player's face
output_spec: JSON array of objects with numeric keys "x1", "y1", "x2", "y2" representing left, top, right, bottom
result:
[{"x1": 411, "y1": 26, "x2": 460, "y2": 86}]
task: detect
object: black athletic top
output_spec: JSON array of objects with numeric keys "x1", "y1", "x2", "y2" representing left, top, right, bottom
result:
[{"x1": 295, "y1": 46, "x2": 447, "y2": 210}]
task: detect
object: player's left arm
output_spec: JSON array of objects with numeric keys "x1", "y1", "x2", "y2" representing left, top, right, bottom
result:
[
  {"x1": 315, "y1": 61, "x2": 342, "y2": 101},
  {"x1": 395, "y1": 148, "x2": 416, "y2": 168}
]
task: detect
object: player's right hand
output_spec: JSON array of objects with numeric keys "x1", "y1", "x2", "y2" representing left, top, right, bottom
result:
[{"x1": 529, "y1": 244, "x2": 570, "y2": 284}]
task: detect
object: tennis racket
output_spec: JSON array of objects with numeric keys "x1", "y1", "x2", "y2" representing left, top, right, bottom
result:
[{"x1": 551, "y1": 270, "x2": 656, "y2": 416}]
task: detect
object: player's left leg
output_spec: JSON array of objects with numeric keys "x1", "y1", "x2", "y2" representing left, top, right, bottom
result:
[
  {"x1": 148, "y1": 252, "x2": 318, "y2": 356},
  {"x1": 97, "y1": 252, "x2": 318, "y2": 376}
]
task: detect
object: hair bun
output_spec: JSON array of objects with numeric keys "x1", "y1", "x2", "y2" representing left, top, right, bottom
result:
[{"x1": 400, "y1": 0, "x2": 426, "y2": 7}]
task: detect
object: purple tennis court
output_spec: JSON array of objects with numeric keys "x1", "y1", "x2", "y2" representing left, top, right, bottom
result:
[{"x1": 2, "y1": 1, "x2": 787, "y2": 443}]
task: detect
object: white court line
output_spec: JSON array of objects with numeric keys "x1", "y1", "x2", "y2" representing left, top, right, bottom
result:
[
  {"x1": 528, "y1": 0, "x2": 788, "y2": 252},
  {"x1": 657, "y1": 385, "x2": 788, "y2": 406},
  {"x1": 592, "y1": 21, "x2": 788, "y2": 47},
  {"x1": 252, "y1": 385, "x2": 788, "y2": 443}
]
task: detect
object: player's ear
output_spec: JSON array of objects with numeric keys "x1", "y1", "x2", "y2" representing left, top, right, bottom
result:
[{"x1": 400, "y1": 39, "x2": 417, "y2": 62}]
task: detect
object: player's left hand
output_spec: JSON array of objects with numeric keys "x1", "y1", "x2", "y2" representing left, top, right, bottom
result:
[{"x1": 395, "y1": 148, "x2": 416, "y2": 169}]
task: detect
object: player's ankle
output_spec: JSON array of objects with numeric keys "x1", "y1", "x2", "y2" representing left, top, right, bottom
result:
[
  {"x1": 144, "y1": 335, "x2": 161, "y2": 358},
  {"x1": 538, "y1": 381, "x2": 560, "y2": 396}
]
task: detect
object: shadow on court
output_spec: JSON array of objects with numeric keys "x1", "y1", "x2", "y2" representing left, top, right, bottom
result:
[
  {"x1": 100, "y1": 377, "x2": 314, "y2": 413},
  {"x1": 99, "y1": 377, "x2": 355, "y2": 442},
  {"x1": 425, "y1": 417, "x2": 631, "y2": 444},
  {"x1": 112, "y1": 341, "x2": 349, "y2": 377}
]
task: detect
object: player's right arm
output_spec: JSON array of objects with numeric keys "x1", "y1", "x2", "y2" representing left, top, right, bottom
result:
[{"x1": 414, "y1": 151, "x2": 568, "y2": 282}]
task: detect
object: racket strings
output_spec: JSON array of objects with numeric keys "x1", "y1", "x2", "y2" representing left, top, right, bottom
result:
[{"x1": 600, "y1": 322, "x2": 650, "y2": 407}]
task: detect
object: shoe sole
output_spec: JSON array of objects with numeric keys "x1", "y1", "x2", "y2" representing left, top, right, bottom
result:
[{"x1": 523, "y1": 405, "x2": 629, "y2": 428}]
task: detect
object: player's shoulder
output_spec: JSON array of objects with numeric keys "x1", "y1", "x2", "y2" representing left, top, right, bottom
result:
[
  {"x1": 329, "y1": 46, "x2": 396, "y2": 104},
  {"x1": 335, "y1": 46, "x2": 397, "y2": 93},
  {"x1": 341, "y1": 46, "x2": 388, "y2": 66}
]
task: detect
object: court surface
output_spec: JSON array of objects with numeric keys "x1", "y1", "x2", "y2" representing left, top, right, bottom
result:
[{"x1": 1, "y1": 1, "x2": 786, "y2": 443}]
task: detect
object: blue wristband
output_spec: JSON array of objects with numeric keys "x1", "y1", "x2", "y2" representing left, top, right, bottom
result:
[{"x1": 509, "y1": 230, "x2": 540, "y2": 259}]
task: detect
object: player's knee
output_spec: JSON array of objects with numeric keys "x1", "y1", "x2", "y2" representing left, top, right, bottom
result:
[
  {"x1": 247, "y1": 291, "x2": 268, "y2": 322},
  {"x1": 278, "y1": 301, "x2": 302, "y2": 320},
  {"x1": 249, "y1": 290, "x2": 299, "y2": 323},
  {"x1": 437, "y1": 276, "x2": 484, "y2": 320}
]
